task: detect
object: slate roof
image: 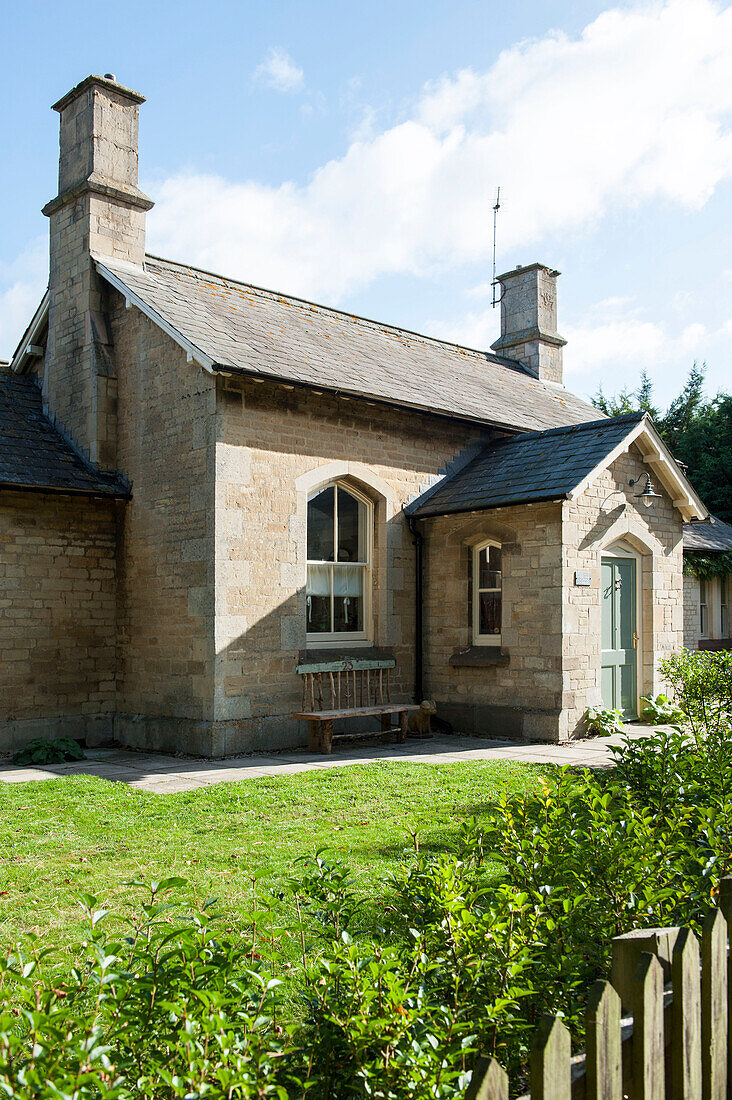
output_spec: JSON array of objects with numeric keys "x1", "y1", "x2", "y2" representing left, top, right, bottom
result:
[
  {"x1": 96, "y1": 253, "x2": 601, "y2": 433},
  {"x1": 409, "y1": 413, "x2": 645, "y2": 517},
  {"x1": 0, "y1": 365, "x2": 129, "y2": 498},
  {"x1": 683, "y1": 516, "x2": 732, "y2": 553}
]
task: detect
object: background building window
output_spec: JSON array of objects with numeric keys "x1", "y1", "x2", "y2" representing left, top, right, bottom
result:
[
  {"x1": 721, "y1": 579, "x2": 729, "y2": 638},
  {"x1": 306, "y1": 482, "x2": 371, "y2": 643},
  {"x1": 699, "y1": 578, "x2": 708, "y2": 636},
  {"x1": 473, "y1": 541, "x2": 502, "y2": 645}
]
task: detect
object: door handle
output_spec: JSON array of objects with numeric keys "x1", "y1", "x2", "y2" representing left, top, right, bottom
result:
[{"x1": 632, "y1": 632, "x2": 639, "y2": 649}]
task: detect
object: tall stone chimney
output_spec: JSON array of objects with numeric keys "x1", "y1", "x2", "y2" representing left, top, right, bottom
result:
[
  {"x1": 490, "y1": 263, "x2": 566, "y2": 385},
  {"x1": 42, "y1": 74, "x2": 153, "y2": 466}
]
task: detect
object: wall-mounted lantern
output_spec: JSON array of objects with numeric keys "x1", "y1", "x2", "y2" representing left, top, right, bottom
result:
[{"x1": 629, "y1": 472, "x2": 662, "y2": 508}]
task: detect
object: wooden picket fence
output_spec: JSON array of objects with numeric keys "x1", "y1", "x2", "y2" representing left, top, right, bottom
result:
[{"x1": 468, "y1": 877, "x2": 732, "y2": 1100}]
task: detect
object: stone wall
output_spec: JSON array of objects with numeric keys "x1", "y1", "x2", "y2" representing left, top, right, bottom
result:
[
  {"x1": 561, "y1": 444, "x2": 684, "y2": 739},
  {"x1": 109, "y1": 289, "x2": 218, "y2": 754},
  {"x1": 212, "y1": 374, "x2": 492, "y2": 753},
  {"x1": 0, "y1": 491, "x2": 117, "y2": 752},
  {"x1": 683, "y1": 573, "x2": 701, "y2": 648},
  {"x1": 421, "y1": 503, "x2": 563, "y2": 740}
]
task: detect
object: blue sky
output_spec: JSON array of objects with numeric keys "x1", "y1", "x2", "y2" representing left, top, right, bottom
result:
[{"x1": 2, "y1": 0, "x2": 731, "y2": 407}]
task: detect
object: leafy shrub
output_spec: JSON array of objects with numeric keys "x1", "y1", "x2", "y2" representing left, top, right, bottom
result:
[
  {"x1": 584, "y1": 705, "x2": 624, "y2": 737},
  {"x1": 660, "y1": 649, "x2": 732, "y2": 741},
  {"x1": 12, "y1": 736, "x2": 86, "y2": 766},
  {"x1": 0, "y1": 880, "x2": 298, "y2": 1099},
  {"x1": 640, "y1": 692, "x2": 685, "y2": 727}
]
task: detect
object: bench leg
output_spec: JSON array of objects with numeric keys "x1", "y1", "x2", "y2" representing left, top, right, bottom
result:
[
  {"x1": 380, "y1": 713, "x2": 392, "y2": 743},
  {"x1": 320, "y1": 719, "x2": 334, "y2": 755},
  {"x1": 397, "y1": 710, "x2": 408, "y2": 744},
  {"x1": 307, "y1": 719, "x2": 320, "y2": 753}
]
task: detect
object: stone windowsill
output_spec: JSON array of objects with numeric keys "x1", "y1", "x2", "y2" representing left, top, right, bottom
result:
[
  {"x1": 449, "y1": 646, "x2": 510, "y2": 668},
  {"x1": 297, "y1": 646, "x2": 395, "y2": 673}
]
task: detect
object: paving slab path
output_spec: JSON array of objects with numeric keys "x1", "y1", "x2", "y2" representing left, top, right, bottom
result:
[{"x1": 0, "y1": 728, "x2": 653, "y2": 794}]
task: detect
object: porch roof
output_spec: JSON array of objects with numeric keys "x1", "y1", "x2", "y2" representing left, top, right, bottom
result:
[
  {"x1": 407, "y1": 412, "x2": 707, "y2": 521},
  {"x1": 683, "y1": 515, "x2": 732, "y2": 552}
]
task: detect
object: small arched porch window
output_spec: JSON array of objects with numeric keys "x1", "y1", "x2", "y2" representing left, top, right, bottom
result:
[
  {"x1": 473, "y1": 539, "x2": 502, "y2": 645},
  {"x1": 307, "y1": 481, "x2": 372, "y2": 645}
]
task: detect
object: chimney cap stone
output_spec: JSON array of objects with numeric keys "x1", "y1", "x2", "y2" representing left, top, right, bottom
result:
[
  {"x1": 497, "y1": 261, "x2": 560, "y2": 282},
  {"x1": 51, "y1": 74, "x2": 145, "y2": 113}
]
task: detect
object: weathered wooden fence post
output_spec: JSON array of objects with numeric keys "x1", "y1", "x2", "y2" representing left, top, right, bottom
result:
[
  {"x1": 467, "y1": 1057, "x2": 509, "y2": 1100},
  {"x1": 671, "y1": 927, "x2": 702, "y2": 1100},
  {"x1": 702, "y1": 908, "x2": 728, "y2": 1100},
  {"x1": 585, "y1": 980, "x2": 622, "y2": 1100},
  {"x1": 611, "y1": 928, "x2": 680, "y2": 1013},
  {"x1": 717, "y1": 876, "x2": 732, "y2": 1096},
  {"x1": 531, "y1": 1015, "x2": 571, "y2": 1100},
  {"x1": 633, "y1": 952, "x2": 665, "y2": 1100}
]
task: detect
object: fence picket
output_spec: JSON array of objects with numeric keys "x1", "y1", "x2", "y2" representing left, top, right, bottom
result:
[
  {"x1": 632, "y1": 952, "x2": 665, "y2": 1100},
  {"x1": 702, "y1": 908, "x2": 728, "y2": 1100},
  {"x1": 717, "y1": 877, "x2": 732, "y2": 1096},
  {"x1": 530, "y1": 1015, "x2": 571, "y2": 1100},
  {"x1": 585, "y1": 980, "x2": 622, "y2": 1100},
  {"x1": 468, "y1": 1057, "x2": 509, "y2": 1100},
  {"x1": 671, "y1": 927, "x2": 702, "y2": 1100}
]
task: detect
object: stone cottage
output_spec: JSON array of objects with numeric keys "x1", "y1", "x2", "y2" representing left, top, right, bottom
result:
[
  {"x1": 683, "y1": 516, "x2": 732, "y2": 650},
  {"x1": 0, "y1": 74, "x2": 707, "y2": 756}
]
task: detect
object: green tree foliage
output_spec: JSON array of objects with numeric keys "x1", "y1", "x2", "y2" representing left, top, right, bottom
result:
[{"x1": 592, "y1": 363, "x2": 732, "y2": 522}]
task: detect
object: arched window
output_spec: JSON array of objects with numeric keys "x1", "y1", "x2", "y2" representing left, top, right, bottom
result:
[
  {"x1": 473, "y1": 540, "x2": 502, "y2": 645},
  {"x1": 307, "y1": 482, "x2": 372, "y2": 644}
]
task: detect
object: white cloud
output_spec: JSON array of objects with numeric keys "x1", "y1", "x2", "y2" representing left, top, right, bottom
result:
[
  {"x1": 147, "y1": 0, "x2": 732, "y2": 302},
  {"x1": 0, "y1": 239, "x2": 47, "y2": 361},
  {"x1": 253, "y1": 48, "x2": 305, "y2": 93}
]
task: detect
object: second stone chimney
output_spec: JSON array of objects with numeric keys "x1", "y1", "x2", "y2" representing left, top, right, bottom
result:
[
  {"x1": 490, "y1": 263, "x2": 566, "y2": 385},
  {"x1": 42, "y1": 74, "x2": 153, "y2": 465}
]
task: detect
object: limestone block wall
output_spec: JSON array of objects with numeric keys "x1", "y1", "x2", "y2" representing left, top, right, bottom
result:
[
  {"x1": 421, "y1": 504, "x2": 564, "y2": 741},
  {"x1": 0, "y1": 491, "x2": 117, "y2": 752},
  {"x1": 212, "y1": 375, "x2": 491, "y2": 753},
  {"x1": 109, "y1": 291, "x2": 218, "y2": 753},
  {"x1": 561, "y1": 445, "x2": 684, "y2": 739},
  {"x1": 683, "y1": 574, "x2": 701, "y2": 648}
]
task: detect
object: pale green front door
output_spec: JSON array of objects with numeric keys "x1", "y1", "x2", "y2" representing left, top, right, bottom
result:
[{"x1": 601, "y1": 556, "x2": 638, "y2": 717}]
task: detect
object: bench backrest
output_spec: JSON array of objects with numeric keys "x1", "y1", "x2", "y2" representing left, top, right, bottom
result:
[{"x1": 297, "y1": 661, "x2": 393, "y2": 712}]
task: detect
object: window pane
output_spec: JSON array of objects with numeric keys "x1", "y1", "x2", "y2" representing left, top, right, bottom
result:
[
  {"x1": 307, "y1": 487, "x2": 335, "y2": 561},
  {"x1": 337, "y1": 487, "x2": 365, "y2": 562},
  {"x1": 333, "y1": 565, "x2": 364, "y2": 632},
  {"x1": 479, "y1": 545, "x2": 501, "y2": 590},
  {"x1": 479, "y1": 591, "x2": 501, "y2": 636},
  {"x1": 307, "y1": 565, "x2": 332, "y2": 633}
]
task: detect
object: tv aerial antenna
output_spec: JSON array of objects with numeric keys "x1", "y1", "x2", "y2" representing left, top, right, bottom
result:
[{"x1": 491, "y1": 186, "x2": 503, "y2": 308}]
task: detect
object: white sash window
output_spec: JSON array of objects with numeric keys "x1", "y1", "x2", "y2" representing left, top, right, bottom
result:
[
  {"x1": 473, "y1": 540, "x2": 502, "y2": 645},
  {"x1": 306, "y1": 482, "x2": 372, "y2": 645}
]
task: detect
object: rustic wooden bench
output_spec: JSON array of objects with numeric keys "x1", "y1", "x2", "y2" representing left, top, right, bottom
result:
[{"x1": 294, "y1": 657, "x2": 420, "y2": 754}]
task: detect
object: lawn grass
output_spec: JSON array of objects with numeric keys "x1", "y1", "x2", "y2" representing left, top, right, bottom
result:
[{"x1": 0, "y1": 760, "x2": 545, "y2": 950}]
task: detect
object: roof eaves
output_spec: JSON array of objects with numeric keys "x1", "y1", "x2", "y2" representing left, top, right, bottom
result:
[
  {"x1": 0, "y1": 478, "x2": 130, "y2": 500},
  {"x1": 414, "y1": 491, "x2": 569, "y2": 519},
  {"x1": 10, "y1": 290, "x2": 50, "y2": 373},
  {"x1": 211, "y1": 361, "x2": 541, "y2": 435}
]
